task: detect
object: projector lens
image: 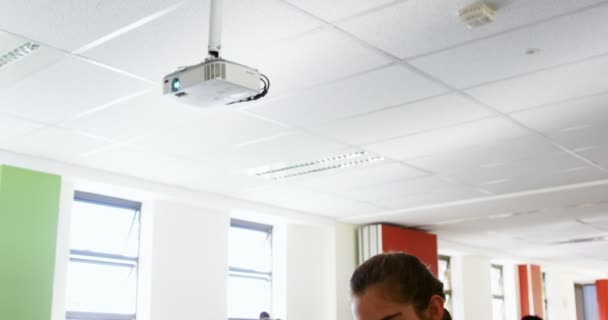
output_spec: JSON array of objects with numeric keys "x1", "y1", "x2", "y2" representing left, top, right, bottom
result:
[{"x1": 171, "y1": 78, "x2": 181, "y2": 92}]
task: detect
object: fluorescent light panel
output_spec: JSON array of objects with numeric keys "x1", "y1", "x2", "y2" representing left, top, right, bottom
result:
[
  {"x1": 252, "y1": 151, "x2": 385, "y2": 180},
  {"x1": 0, "y1": 42, "x2": 40, "y2": 68}
]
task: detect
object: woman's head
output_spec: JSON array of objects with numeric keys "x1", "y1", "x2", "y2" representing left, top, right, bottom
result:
[{"x1": 350, "y1": 252, "x2": 450, "y2": 320}]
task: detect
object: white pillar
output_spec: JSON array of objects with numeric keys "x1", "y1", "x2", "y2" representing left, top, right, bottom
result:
[
  {"x1": 451, "y1": 255, "x2": 493, "y2": 320},
  {"x1": 286, "y1": 224, "x2": 336, "y2": 320},
  {"x1": 335, "y1": 223, "x2": 358, "y2": 320},
  {"x1": 149, "y1": 201, "x2": 229, "y2": 320},
  {"x1": 545, "y1": 272, "x2": 578, "y2": 320}
]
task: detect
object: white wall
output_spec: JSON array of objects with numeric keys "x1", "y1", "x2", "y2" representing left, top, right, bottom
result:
[
  {"x1": 149, "y1": 201, "x2": 229, "y2": 320},
  {"x1": 545, "y1": 272, "x2": 578, "y2": 320},
  {"x1": 286, "y1": 224, "x2": 337, "y2": 320},
  {"x1": 335, "y1": 223, "x2": 358, "y2": 320},
  {"x1": 451, "y1": 255, "x2": 493, "y2": 320},
  {"x1": 51, "y1": 180, "x2": 74, "y2": 320},
  {"x1": 502, "y1": 264, "x2": 521, "y2": 320}
]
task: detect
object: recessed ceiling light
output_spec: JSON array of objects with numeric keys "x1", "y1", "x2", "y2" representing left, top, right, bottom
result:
[
  {"x1": 560, "y1": 124, "x2": 591, "y2": 132},
  {"x1": 250, "y1": 151, "x2": 385, "y2": 180},
  {"x1": 480, "y1": 178, "x2": 510, "y2": 186},
  {"x1": 480, "y1": 162, "x2": 506, "y2": 168},
  {"x1": 0, "y1": 42, "x2": 40, "y2": 68}
]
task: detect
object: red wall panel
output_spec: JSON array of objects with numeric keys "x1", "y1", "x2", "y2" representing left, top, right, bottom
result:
[
  {"x1": 598, "y1": 280, "x2": 608, "y2": 320},
  {"x1": 380, "y1": 224, "x2": 438, "y2": 276}
]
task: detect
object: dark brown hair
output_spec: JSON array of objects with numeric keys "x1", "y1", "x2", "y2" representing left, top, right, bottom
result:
[{"x1": 350, "y1": 252, "x2": 451, "y2": 320}]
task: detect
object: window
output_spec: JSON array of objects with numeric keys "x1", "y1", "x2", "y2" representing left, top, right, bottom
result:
[
  {"x1": 491, "y1": 265, "x2": 505, "y2": 320},
  {"x1": 228, "y1": 219, "x2": 273, "y2": 320},
  {"x1": 438, "y1": 256, "x2": 452, "y2": 312},
  {"x1": 65, "y1": 191, "x2": 141, "y2": 320}
]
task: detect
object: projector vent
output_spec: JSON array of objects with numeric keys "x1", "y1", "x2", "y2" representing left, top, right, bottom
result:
[
  {"x1": 251, "y1": 151, "x2": 384, "y2": 180},
  {"x1": 204, "y1": 62, "x2": 226, "y2": 80}
]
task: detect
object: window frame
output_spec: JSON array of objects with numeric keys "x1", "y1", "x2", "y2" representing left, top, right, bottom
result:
[
  {"x1": 491, "y1": 264, "x2": 506, "y2": 320},
  {"x1": 66, "y1": 191, "x2": 142, "y2": 320},
  {"x1": 227, "y1": 219, "x2": 273, "y2": 320},
  {"x1": 438, "y1": 255, "x2": 453, "y2": 312}
]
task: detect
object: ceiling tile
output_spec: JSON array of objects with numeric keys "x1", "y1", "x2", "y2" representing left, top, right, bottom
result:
[
  {"x1": 0, "y1": 0, "x2": 185, "y2": 51},
  {"x1": 219, "y1": 132, "x2": 352, "y2": 172},
  {"x1": 3, "y1": 127, "x2": 112, "y2": 163},
  {"x1": 79, "y1": 145, "x2": 273, "y2": 194},
  {"x1": 245, "y1": 64, "x2": 447, "y2": 127},
  {"x1": 60, "y1": 90, "x2": 203, "y2": 142},
  {"x1": 510, "y1": 93, "x2": 608, "y2": 149},
  {"x1": 410, "y1": 5, "x2": 608, "y2": 88},
  {"x1": 338, "y1": 0, "x2": 605, "y2": 58},
  {"x1": 0, "y1": 32, "x2": 66, "y2": 89},
  {"x1": 578, "y1": 145, "x2": 608, "y2": 170},
  {"x1": 313, "y1": 93, "x2": 493, "y2": 145},
  {"x1": 466, "y1": 54, "x2": 608, "y2": 112},
  {"x1": 229, "y1": 27, "x2": 394, "y2": 95},
  {"x1": 285, "y1": 0, "x2": 396, "y2": 22},
  {"x1": 296, "y1": 162, "x2": 428, "y2": 194},
  {"x1": 503, "y1": 221, "x2": 607, "y2": 244},
  {"x1": 341, "y1": 175, "x2": 485, "y2": 209},
  {"x1": 129, "y1": 108, "x2": 289, "y2": 158},
  {"x1": 238, "y1": 184, "x2": 384, "y2": 217},
  {"x1": 0, "y1": 56, "x2": 151, "y2": 124},
  {"x1": 0, "y1": 114, "x2": 44, "y2": 148},
  {"x1": 365, "y1": 117, "x2": 530, "y2": 160},
  {"x1": 406, "y1": 135, "x2": 563, "y2": 175},
  {"x1": 222, "y1": 0, "x2": 322, "y2": 48}
]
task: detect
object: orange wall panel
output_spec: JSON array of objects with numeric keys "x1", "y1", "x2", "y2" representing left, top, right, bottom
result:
[{"x1": 380, "y1": 224, "x2": 438, "y2": 276}]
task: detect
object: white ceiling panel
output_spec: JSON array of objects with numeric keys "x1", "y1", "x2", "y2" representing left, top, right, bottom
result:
[
  {"x1": 510, "y1": 93, "x2": 608, "y2": 150},
  {"x1": 285, "y1": 0, "x2": 396, "y2": 22},
  {"x1": 504, "y1": 221, "x2": 608, "y2": 244},
  {"x1": 406, "y1": 135, "x2": 564, "y2": 176},
  {"x1": 230, "y1": 27, "x2": 394, "y2": 95},
  {"x1": 82, "y1": 1, "x2": 210, "y2": 82},
  {"x1": 578, "y1": 145, "x2": 608, "y2": 169},
  {"x1": 338, "y1": 0, "x2": 606, "y2": 59},
  {"x1": 0, "y1": 32, "x2": 66, "y2": 89},
  {"x1": 478, "y1": 165, "x2": 606, "y2": 194},
  {"x1": 222, "y1": 0, "x2": 322, "y2": 48},
  {"x1": 466, "y1": 54, "x2": 608, "y2": 112},
  {"x1": 217, "y1": 132, "x2": 352, "y2": 173},
  {"x1": 129, "y1": 108, "x2": 289, "y2": 158},
  {"x1": 313, "y1": 93, "x2": 494, "y2": 145},
  {"x1": 581, "y1": 215, "x2": 608, "y2": 231},
  {"x1": 0, "y1": 56, "x2": 151, "y2": 124},
  {"x1": 0, "y1": 114, "x2": 44, "y2": 146},
  {"x1": 340, "y1": 175, "x2": 485, "y2": 209},
  {"x1": 60, "y1": 90, "x2": 203, "y2": 142},
  {"x1": 410, "y1": 5, "x2": 608, "y2": 88},
  {"x1": 245, "y1": 64, "x2": 447, "y2": 127},
  {"x1": 79, "y1": 145, "x2": 273, "y2": 194},
  {"x1": 438, "y1": 231, "x2": 535, "y2": 251},
  {"x1": 238, "y1": 185, "x2": 385, "y2": 217},
  {"x1": 365, "y1": 117, "x2": 530, "y2": 160},
  {"x1": 296, "y1": 162, "x2": 428, "y2": 194},
  {"x1": 0, "y1": 0, "x2": 185, "y2": 51},
  {"x1": 3, "y1": 127, "x2": 112, "y2": 163}
]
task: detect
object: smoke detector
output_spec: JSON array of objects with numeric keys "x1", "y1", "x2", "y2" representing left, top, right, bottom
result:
[{"x1": 458, "y1": 2, "x2": 496, "y2": 28}]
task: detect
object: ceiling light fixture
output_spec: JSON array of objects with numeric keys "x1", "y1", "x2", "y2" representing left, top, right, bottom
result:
[
  {"x1": 251, "y1": 151, "x2": 385, "y2": 180},
  {"x1": 0, "y1": 42, "x2": 40, "y2": 68},
  {"x1": 458, "y1": 2, "x2": 496, "y2": 28}
]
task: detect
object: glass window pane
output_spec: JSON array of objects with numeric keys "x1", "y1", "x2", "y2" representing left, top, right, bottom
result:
[
  {"x1": 491, "y1": 266, "x2": 504, "y2": 296},
  {"x1": 229, "y1": 227, "x2": 271, "y2": 272},
  {"x1": 227, "y1": 275, "x2": 271, "y2": 319},
  {"x1": 492, "y1": 298, "x2": 505, "y2": 320},
  {"x1": 66, "y1": 261, "x2": 137, "y2": 314},
  {"x1": 70, "y1": 201, "x2": 139, "y2": 257}
]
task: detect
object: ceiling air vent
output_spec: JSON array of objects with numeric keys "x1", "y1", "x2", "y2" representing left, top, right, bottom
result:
[
  {"x1": 250, "y1": 151, "x2": 384, "y2": 180},
  {"x1": 458, "y1": 2, "x2": 496, "y2": 28},
  {"x1": 551, "y1": 236, "x2": 608, "y2": 245}
]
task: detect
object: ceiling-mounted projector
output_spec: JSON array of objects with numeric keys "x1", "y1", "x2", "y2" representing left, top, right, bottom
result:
[{"x1": 162, "y1": 0, "x2": 269, "y2": 107}]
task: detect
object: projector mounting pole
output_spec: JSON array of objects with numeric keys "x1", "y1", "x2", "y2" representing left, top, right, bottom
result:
[{"x1": 208, "y1": 0, "x2": 223, "y2": 59}]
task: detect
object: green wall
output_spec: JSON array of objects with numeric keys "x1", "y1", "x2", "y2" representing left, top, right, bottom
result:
[{"x1": 0, "y1": 165, "x2": 62, "y2": 320}]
